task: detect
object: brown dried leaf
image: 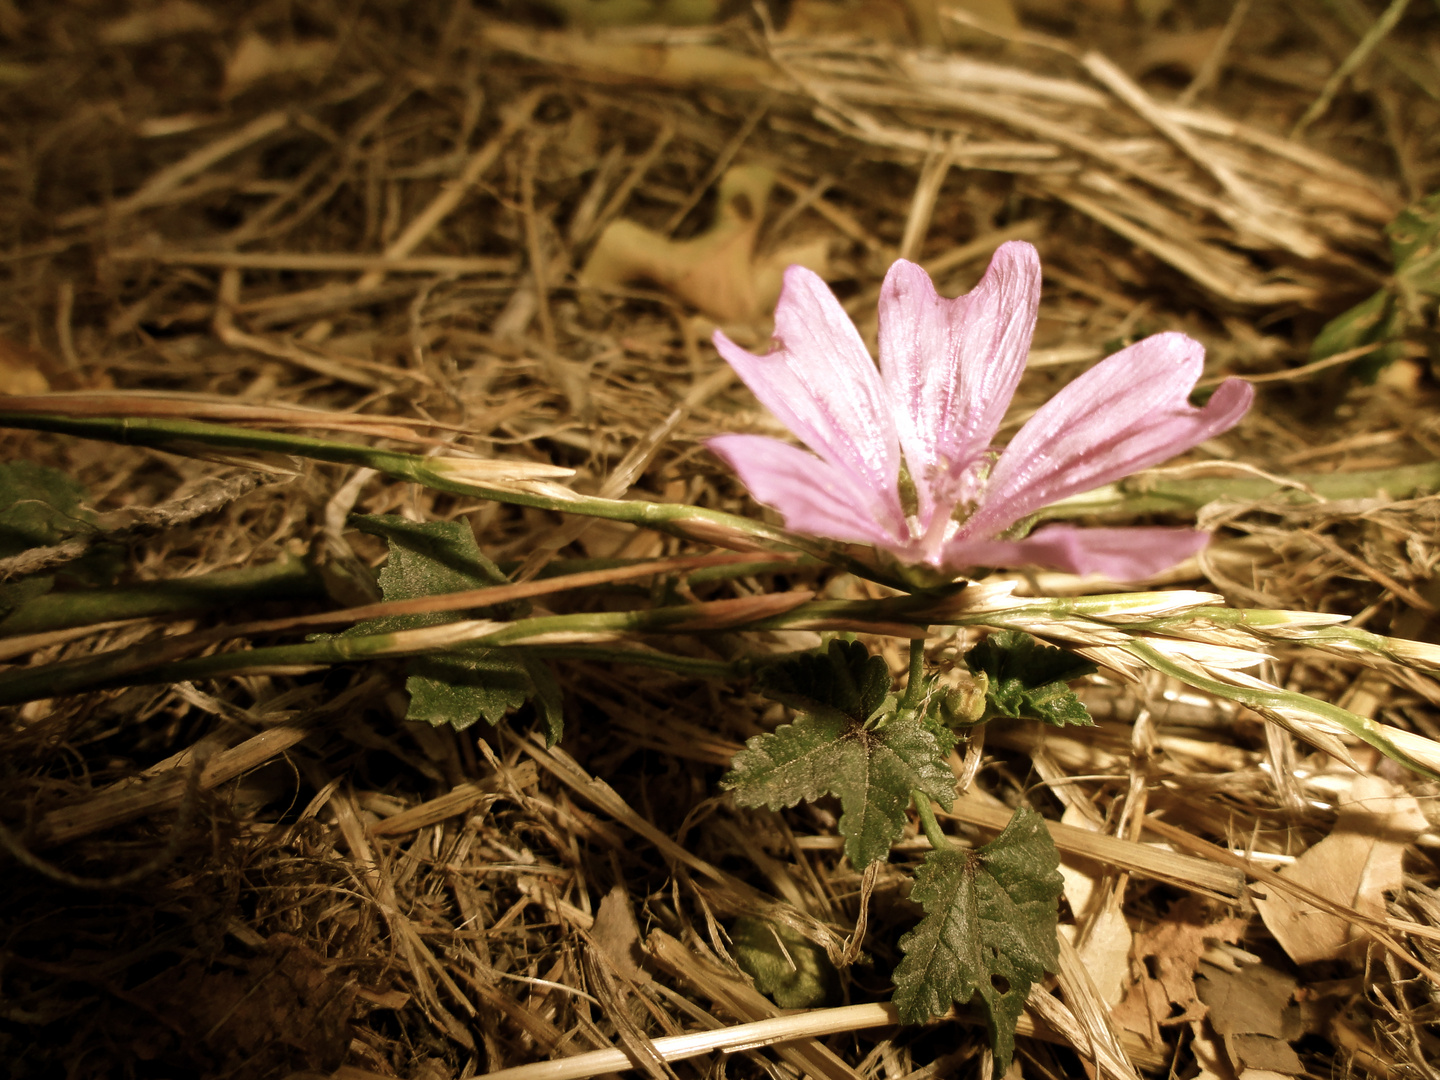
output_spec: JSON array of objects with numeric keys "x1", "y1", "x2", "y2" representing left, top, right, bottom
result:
[
  {"x1": 1196, "y1": 960, "x2": 1305, "y2": 1077},
  {"x1": 223, "y1": 33, "x2": 336, "y2": 99},
  {"x1": 1254, "y1": 775, "x2": 1426, "y2": 964},
  {"x1": 578, "y1": 164, "x2": 828, "y2": 324},
  {"x1": 591, "y1": 885, "x2": 652, "y2": 984},
  {"x1": 1113, "y1": 898, "x2": 1248, "y2": 1040}
]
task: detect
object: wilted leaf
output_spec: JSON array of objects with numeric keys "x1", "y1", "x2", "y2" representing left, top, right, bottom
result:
[
  {"x1": 1112, "y1": 896, "x2": 1248, "y2": 1042},
  {"x1": 578, "y1": 164, "x2": 828, "y2": 324},
  {"x1": 346, "y1": 515, "x2": 564, "y2": 741},
  {"x1": 732, "y1": 916, "x2": 841, "y2": 1008},
  {"x1": 892, "y1": 806, "x2": 1063, "y2": 1074},
  {"x1": 1195, "y1": 958, "x2": 1304, "y2": 1076},
  {"x1": 1254, "y1": 775, "x2": 1426, "y2": 964},
  {"x1": 590, "y1": 887, "x2": 651, "y2": 984},
  {"x1": 965, "y1": 631, "x2": 1095, "y2": 727}
]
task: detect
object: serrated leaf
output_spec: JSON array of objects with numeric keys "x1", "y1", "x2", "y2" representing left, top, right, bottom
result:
[
  {"x1": 723, "y1": 708, "x2": 955, "y2": 869},
  {"x1": 732, "y1": 916, "x2": 841, "y2": 1009},
  {"x1": 403, "y1": 652, "x2": 534, "y2": 730},
  {"x1": 965, "y1": 631, "x2": 1095, "y2": 728},
  {"x1": 351, "y1": 514, "x2": 509, "y2": 614},
  {"x1": 0, "y1": 461, "x2": 95, "y2": 558},
  {"x1": 522, "y1": 653, "x2": 565, "y2": 745},
  {"x1": 346, "y1": 515, "x2": 562, "y2": 740},
  {"x1": 758, "y1": 638, "x2": 892, "y2": 722},
  {"x1": 892, "y1": 806, "x2": 1063, "y2": 1075}
]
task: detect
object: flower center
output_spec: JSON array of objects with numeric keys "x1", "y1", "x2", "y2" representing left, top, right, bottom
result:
[{"x1": 896, "y1": 450, "x2": 998, "y2": 563}]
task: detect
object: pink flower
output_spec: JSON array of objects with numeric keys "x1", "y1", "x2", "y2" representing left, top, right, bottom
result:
[{"x1": 707, "y1": 241, "x2": 1253, "y2": 581}]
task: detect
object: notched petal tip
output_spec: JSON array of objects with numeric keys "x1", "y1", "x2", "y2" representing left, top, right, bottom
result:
[
  {"x1": 1199, "y1": 375, "x2": 1255, "y2": 426},
  {"x1": 989, "y1": 238, "x2": 1042, "y2": 277},
  {"x1": 877, "y1": 241, "x2": 1042, "y2": 531},
  {"x1": 880, "y1": 257, "x2": 937, "y2": 303}
]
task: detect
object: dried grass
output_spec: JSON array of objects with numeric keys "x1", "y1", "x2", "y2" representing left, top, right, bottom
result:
[{"x1": 2, "y1": 1, "x2": 1440, "y2": 1078}]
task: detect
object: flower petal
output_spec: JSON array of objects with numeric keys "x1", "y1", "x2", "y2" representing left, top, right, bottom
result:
[
  {"x1": 707, "y1": 434, "x2": 903, "y2": 546},
  {"x1": 942, "y1": 524, "x2": 1212, "y2": 579},
  {"x1": 712, "y1": 265, "x2": 899, "y2": 510},
  {"x1": 965, "y1": 332, "x2": 1253, "y2": 536},
  {"x1": 877, "y1": 242, "x2": 1040, "y2": 525}
]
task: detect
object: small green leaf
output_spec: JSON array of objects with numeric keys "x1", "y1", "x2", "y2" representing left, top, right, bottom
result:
[
  {"x1": 1309, "y1": 287, "x2": 1408, "y2": 378},
  {"x1": 522, "y1": 653, "x2": 566, "y2": 745},
  {"x1": 0, "y1": 462, "x2": 95, "y2": 558},
  {"x1": 758, "y1": 639, "x2": 892, "y2": 723},
  {"x1": 1388, "y1": 190, "x2": 1440, "y2": 284},
  {"x1": 723, "y1": 707, "x2": 955, "y2": 870},
  {"x1": 1310, "y1": 190, "x2": 1440, "y2": 379},
  {"x1": 892, "y1": 807, "x2": 1063, "y2": 1075},
  {"x1": 347, "y1": 515, "x2": 563, "y2": 740},
  {"x1": 965, "y1": 631, "x2": 1095, "y2": 728},
  {"x1": 732, "y1": 916, "x2": 841, "y2": 1009}
]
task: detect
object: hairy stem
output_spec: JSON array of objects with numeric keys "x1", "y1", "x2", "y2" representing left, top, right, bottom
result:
[
  {"x1": 0, "y1": 554, "x2": 326, "y2": 636},
  {"x1": 912, "y1": 792, "x2": 952, "y2": 851},
  {"x1": 899, "y1": 637, "x2": 927, "y2": 712}
]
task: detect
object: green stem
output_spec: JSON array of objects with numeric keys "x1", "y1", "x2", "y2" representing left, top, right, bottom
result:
[
  {"x1": 5, "y1": 586, "x2": 1435, "y2": 710},
  {"x1": 1037, "y1": 461, "x2": 1440, "y2": 520},
  {"x1": 518, "y1": 645, "x2": 745, "y2": 680},
  {"x1": 0, "y1": 410, "x2": 904, "y2": 588},
  {"x1": 1122, "y1": 639, "x2": 1440, "y2": 781},
  {"x1": 899, "y1": 637, "x2": 926, "y2": 711},
  {"x1": 0, "y1": 555, "x2": 326, "y2": 636},
  {"x1": 912, "y1": 792, "x2": 951, "y2": 851}
]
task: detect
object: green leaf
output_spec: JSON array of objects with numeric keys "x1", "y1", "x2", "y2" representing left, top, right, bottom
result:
[
  {"x1": 965, "y1": 631, "x2": 1095, "y2": 728},
  {"x1": 723, "y1": 707, "x2": 955, "y2": 870},
  {"x1": 758, "y1": 639, "x2": 892, "y2": 723},
  {"x1": 1311, "y1": 190, "x2": 1440, "y2": 379},
  {"x1": 351, "y1": 514, "x2": 509, "y2": 615},
  {"x1": 732, "y1": 916, "x2": 841, "y2": 1009},
  {"x1": 1389, "y1": 189, "x2": 1440, "y2": 289},
  {"x1": 347, "y1": 515, "x2": 563, "y2": 740},
  {"x1": 0, "y1": 461, "x2": 95, "y2": 558},
  {"x1": 1311, "y1": 287, "x2": 1402, "y2": 356},
  {"x1": 892, "y1": 807, "x2": 1064, "y2": 1075}
]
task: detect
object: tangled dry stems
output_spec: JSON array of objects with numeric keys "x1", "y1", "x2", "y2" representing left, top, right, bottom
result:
[{"x1": 3, "y1": 1, "x2": 1440, "y2": 1078}]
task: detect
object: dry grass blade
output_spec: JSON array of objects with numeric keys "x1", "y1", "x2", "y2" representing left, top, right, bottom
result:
[{"x1": 3, "y1": 2, "x2": 1439, "y2": 1078}]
